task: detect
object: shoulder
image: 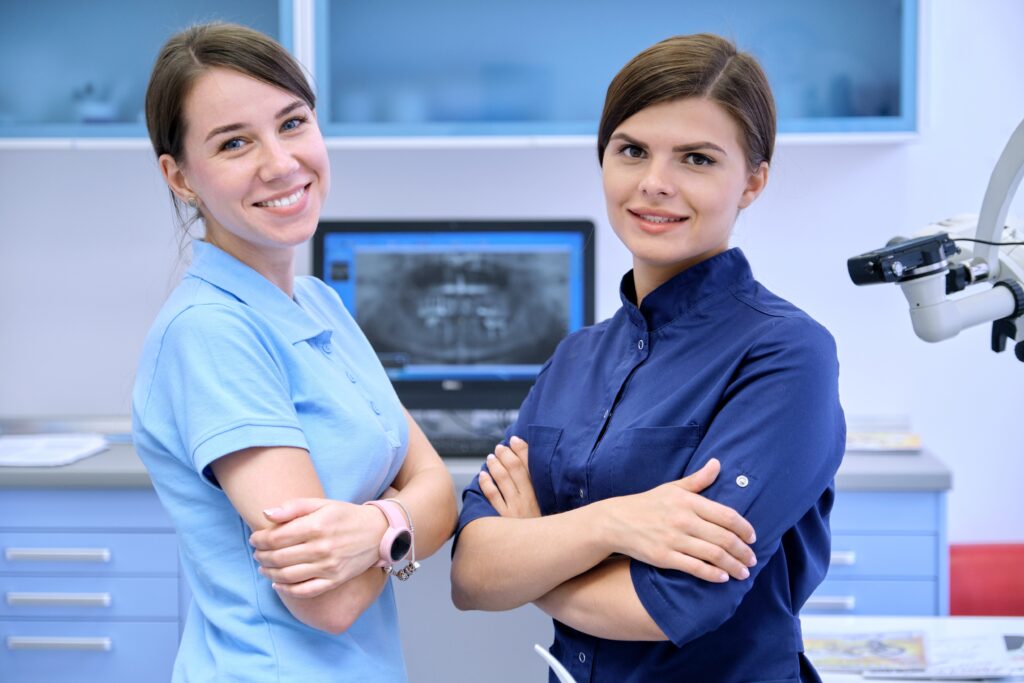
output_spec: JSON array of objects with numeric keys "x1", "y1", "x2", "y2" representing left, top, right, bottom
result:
[{"x1": 730, "y1": 281, "x2": 837, "y2": 360}]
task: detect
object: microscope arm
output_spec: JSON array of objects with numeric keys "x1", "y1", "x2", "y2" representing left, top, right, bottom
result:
[
  {"x1": 976, "y1": 117, "x2": 1024, "y2": 275},
  {"x1": 900, "y1": 272, "x2": 1016, "y2": 342}
]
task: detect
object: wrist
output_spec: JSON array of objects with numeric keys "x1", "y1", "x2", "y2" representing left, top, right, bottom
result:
[{"x1": 575, "y1": 498, "x2": 619, "y2": 558}]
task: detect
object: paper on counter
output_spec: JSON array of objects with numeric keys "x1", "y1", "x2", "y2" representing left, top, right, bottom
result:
[{"x1": 0, "y1": 433, "x2": 109, "y2": 467}]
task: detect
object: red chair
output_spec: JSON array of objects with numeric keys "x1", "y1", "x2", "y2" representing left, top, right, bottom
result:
[{"x1": 950, "y1": 543, "x2": 1024, "y2": 615}]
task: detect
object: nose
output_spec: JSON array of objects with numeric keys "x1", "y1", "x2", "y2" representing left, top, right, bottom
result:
[
  {"x1": 638, "y1": 161, "x2": 675, "y2": 198},
  {"x1": 258, "y1": 138, "x2": 300, "y2": 182}
]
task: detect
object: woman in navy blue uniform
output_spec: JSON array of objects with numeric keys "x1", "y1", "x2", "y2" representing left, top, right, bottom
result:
[{"x1": 450, "y1": 34, "x2": 846, "y2": 683}]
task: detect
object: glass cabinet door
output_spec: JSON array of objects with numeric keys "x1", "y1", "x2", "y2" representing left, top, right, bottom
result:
[
  {"x1": 318, "y1": 0, "x2": 916, "y2": 137},
  {"x1": 0, "y1": 0, "x2": 287, "y2": 137}
]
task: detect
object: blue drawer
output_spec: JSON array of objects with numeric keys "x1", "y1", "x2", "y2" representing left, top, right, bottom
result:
[
  {"x1": 0, "y1": 489, "x2": 172, "y2": 531},
  {"x1": 0, "y1": 531, "x2": 177, "y2": 575},
  {"x1": 804, "y1": 578, "x2": 937, "y2": 616},
  {"x1": 1, "y1": 576, "x2": 178, "y2": 619},
  {"x1": 828, "y1": 533, "x2": 937, "y2": 578},
  {"x1": 830, "y1": 491, "x2": 941, "y2": 534},
  {"x1": 1, "y1": 620, "x2": 178, "y2": 682}
]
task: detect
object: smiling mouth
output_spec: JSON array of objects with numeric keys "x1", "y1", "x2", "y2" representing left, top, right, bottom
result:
[
  {"x1": 630, "y1": 210, "x2": 687, "y2": 224},
  {"x1": 255, "y1": 184, "x2": 308, "y2": 208}
]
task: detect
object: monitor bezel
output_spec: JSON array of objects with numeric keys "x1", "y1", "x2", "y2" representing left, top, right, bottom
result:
[{"x1": 312, "y1": 219, "x2": 595, "y2": 410}]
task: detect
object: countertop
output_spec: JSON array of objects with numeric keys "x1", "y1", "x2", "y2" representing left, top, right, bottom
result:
[{"x1": 0, "y1": 441, "x2": 952, "y2": 491}]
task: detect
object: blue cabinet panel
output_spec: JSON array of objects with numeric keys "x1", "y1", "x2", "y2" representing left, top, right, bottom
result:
[
  {"x1": 0, "y1": 620, "x2": 178, "y2": 682},
  {"x1": 0, "y1": 531, "x2": 178, "y2": 574},
  {"x1": 828, "y1": 533, "x2": 937, "y2": 578},
  {"x1": 830, "y1": 490, "x2": 941, "y2": 534},
  {"x1": 0, "y1": 489, "x2": 173, "y2": 530},
  {"x1": 1, "y1": 576, "x2": 178, "y2": 619},
  {"x1": 806, "y1": 578, "x2": 937, "y2": 616}
]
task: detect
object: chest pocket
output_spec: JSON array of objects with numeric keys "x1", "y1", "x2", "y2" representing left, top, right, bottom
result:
[
  {"x1": 607, "y1": 424, "x2": 703, "y2": 497},
  {"x1": 525, "y1": 425, "x2": 562, "y2": 515}
]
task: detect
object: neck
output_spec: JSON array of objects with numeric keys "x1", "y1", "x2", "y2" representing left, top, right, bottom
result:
[{"x1": 205, "y1": 235, "x2": 297, "y2": 298}]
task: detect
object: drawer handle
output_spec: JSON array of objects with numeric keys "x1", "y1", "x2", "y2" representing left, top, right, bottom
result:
[
  {"x1": 6, "y1": 636, "x2": 112, "y2": 651},
  {"x1": 6, "y1": 592, "x2": 112, "y2": 608},
  {"x1": 805, "y1": 595, "x2": 856, "y2": 612},
  {"x1": 4, "y1": 548, "x2": 111, "y2": 563},
  {"x1": 829, "y1": 550, "x2": 857, "y2": 566}
]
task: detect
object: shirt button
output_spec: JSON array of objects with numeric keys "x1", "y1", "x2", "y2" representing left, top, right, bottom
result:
[
  {"x1": 578, "y1": 488, "x2": 585, "y2": 499},
  {"x1": 637, "y1": 339, "x2": 644, "y2": 350},
  {"x1": 578, "y1": 652, "x2": 586, "y2": 663},
  {"x1": 322, "y1": 343, "x2": 332, "y2": 354},
  {"x1": 736, "y1": 475, "x2": 750, "y2": 488},
  {"x1": 346, "y1": 371, "x2": 357, "y2": 383}
]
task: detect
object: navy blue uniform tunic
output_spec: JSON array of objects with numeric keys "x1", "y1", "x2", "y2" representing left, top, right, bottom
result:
[{"x1": 456, "y1": 248, "x2": 845, "y2": 683}]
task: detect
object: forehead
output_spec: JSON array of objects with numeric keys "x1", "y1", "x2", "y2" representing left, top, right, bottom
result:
[
  {"x1": 184, "y1": 67, "x2": 298, "y2": 133},
  {"x1": 617, "y1": 97, "x2": 744, "y2": 150}
]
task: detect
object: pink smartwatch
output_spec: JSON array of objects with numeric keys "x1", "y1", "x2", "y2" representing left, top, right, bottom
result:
[{"x1": 364, "y1": 499, "x2": 416, "y2": 578}]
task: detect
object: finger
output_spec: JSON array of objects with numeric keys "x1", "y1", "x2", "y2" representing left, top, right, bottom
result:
[
  {"x1": 660, "y1": 551, "x2": 730, "y2": 583},
  {"x1": 495, "y1": 444, "x2": 532, "y2": 496},
  {"x1": 249, "y1": 514, "x2": 321, "y2": 552},
  {"x1": 262, "y1": 497, "x2": 329, "y2": 524},
  {"x1": 272, "y1": 577, "x2": 335, "y2": 600},
  {"x1": 485, "y1": 452, "x2": 518, "y2": 497},
  {"x1": 672, "y1": 535, "x2": 753, "y2": 581},
  {"x1": 694, "y1": 498, "x2": 757, "y2": 545},
  {"x1": 478, "y1": 471, "x2": 507, "y2": 515},
  {"x1": 258, "y1": 561, "x2": 321, "y2": 585},
  {"x1": 674, "y1": 458, "x2": 720, "y2": 494},
  {"x1": 508, "y1": 435, "x2": 530, "y2": 469},
  {"x1": 253, "y1": 542, "x2": 326, "y2": 570}
]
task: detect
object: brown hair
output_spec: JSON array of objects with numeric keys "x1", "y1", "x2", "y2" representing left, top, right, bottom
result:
[
  {"x1": 144, "y1": 22, "x2": 315, "y2": 228},
  {"x1": 597, "y1": 33, "x2": 775, "y2": 172}
]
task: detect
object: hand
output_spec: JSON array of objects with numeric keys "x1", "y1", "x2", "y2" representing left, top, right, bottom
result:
[
  {"x1": 479, "y1": 436, "x2": 541, "y2": 519},
  {"x1": 603, "y1": 459, "x2": 758, "y2": 583},
  {"x1": 249, "y1": 498, "x2": 388, "y2": 599}
]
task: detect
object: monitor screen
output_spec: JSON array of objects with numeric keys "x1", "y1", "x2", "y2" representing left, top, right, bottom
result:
[{"x1": 313, "y1": 220, "x2": 595, "y2": 409}]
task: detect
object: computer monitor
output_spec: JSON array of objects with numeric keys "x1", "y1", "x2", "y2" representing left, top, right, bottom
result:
[{"x1": 313, "y1": 220, "x2": 595, "y2": 410}]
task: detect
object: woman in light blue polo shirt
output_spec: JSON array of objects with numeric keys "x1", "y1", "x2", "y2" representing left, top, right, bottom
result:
[{"x1": 131, "y1": 22, "x2": 457, "y2": 682}]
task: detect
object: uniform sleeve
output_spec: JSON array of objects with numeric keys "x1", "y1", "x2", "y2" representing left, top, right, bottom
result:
[
  {"x1": 147, "y1": 304, "x2": 309, "y2": 487},
  {"x1": 631, "y1": 316, "x2": 845, "y2": 647},
  {"x1": 452, "y1": 357, "x2": 554, "y2": 549}
]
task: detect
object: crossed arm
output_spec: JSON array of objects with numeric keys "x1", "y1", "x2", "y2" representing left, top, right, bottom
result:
[
  {"x1": 450, "y1": 438, "x2": 758, "y2": 641},
  {"x1": 211, "y1": 408, "x2": 457, "y2": 634}
]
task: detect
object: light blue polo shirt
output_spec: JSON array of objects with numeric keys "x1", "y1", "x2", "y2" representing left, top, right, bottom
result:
[{"x1": 132, "y1": 240, "x2": 409, "y2": 683}]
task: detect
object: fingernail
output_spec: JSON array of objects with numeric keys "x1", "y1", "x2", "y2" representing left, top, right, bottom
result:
[
  {"x1": 718, "y1": 572, "x2": 729, "y2": 582},
  {"x1": 739, "y1": 567, "x2": 750, "y2": 579},
  {"x1": 271, "y1": 583, "x2": 280, "y2": 591},
  {"x1": 264, "y1": 507, "x2": 282, "y2": 518},
  {"x1": 510, "y1": 436, "x2": 523, "y2": 445},
  {"x1": 748, "y1": 556, "x2": 757, "y2": 567},
  {"x1": 748, "y1": 532, "x2": 757, "y2": 544},
  {"x1": 486, "y1": 453, "x2": 496, "y2": 461}
]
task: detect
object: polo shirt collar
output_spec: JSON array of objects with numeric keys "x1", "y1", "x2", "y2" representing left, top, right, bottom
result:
[
  {"x1": 187, "y1": 240, "x2": 328, "y2": 344},
  {"x1": 619, "y1": 247, "x2": 754, "y2": 331}
]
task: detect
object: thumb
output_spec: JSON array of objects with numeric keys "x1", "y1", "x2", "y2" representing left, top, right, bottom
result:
[
  {"x1": 263, "y1": 497, "x2": 329, "y2": 524},
  {"x1": 675, "y1": 458, "x2": 721, "y2": 493}
]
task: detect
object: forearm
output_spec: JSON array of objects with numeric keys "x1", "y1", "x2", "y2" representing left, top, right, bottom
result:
[
  {"x1": 281, "y1": 566, "x2": 388, "y2": 635},
  {"x1": 386, "y1": 462, "x2": 456, "y2": 560},
  {"x1": 534, "y1": 557, "x2": 668, "y2": 641},
  {"x1": 451, "y1": 500, "x2": 615, "y2": 612}
]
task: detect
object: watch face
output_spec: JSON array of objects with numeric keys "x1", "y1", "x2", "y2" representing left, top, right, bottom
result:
[{"x1": 389, "y1": 530, "x2": 412, "y2": 562}]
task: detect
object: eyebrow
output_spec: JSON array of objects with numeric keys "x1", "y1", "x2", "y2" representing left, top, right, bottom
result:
[
  {"x1": 203, "y1": 100, "x2": 307, "y2": 143},
  {"x1": 609, "y1": 132, "x2": 728, "y2": 156}
]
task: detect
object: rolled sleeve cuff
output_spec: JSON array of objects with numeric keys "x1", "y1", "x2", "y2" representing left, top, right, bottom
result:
[
  {"x1": 192, "y1": 422, "x2": 309, "y2": 489},
  {"x1": 452, "y1": 480, "x2": 499, "y2": 553},
  {"x1": 630, "y1": 559, "x2": 717, "y2": 648}
]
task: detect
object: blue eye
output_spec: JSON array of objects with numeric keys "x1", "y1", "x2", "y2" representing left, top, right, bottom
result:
[
  {"x1": 221, "y1": 138, "x2": 245, "y2": 152},
  {"x1": 282, "y1": 116, "x2": 307, "y2": 132},
  {"x1": 685, "y1": 152, "x2": 714, "y2": 166}
]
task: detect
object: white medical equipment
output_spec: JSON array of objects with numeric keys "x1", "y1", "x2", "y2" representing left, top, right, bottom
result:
[
  {"x1": 534, "y1": 644, "x2": 578, "y2": 683},
  {"x1": 847, "y1": 118, "x2": 1024, "y2": 359}
]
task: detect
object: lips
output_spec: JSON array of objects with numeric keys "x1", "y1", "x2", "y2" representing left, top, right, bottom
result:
[{"x1": 628, "y1": 209, "x2": 687, "y2": 224}]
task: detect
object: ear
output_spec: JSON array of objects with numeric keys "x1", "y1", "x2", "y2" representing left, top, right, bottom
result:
[
  {"x1": 158, "y1": 153, "x2": 194, "y2": 204},
  {"x1": 738, "y1": 161, "x2": 769, "y2": 209}
]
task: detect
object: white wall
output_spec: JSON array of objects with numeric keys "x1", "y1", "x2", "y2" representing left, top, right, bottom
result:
[{"x1": 1, "y1": 1, "x2": 1021, "y2": 542}]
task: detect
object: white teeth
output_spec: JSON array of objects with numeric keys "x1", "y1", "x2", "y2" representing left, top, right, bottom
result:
[
  {"x1": 639, "y1": 214, "x2": 683, "y2": 224},
  {"x1": 257, "y1": 186, "x2": 305, "y2": 208}
]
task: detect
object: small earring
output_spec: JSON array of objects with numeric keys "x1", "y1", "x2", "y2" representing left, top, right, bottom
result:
[{"x1": 186, "y1": 196, "x2": 198, "y2": 208}]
